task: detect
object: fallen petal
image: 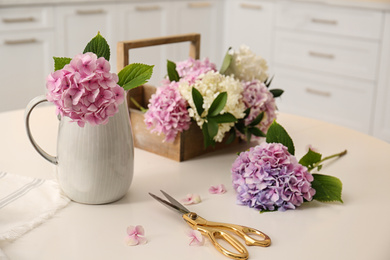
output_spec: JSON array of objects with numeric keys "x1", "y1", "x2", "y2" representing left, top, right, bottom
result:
[
  {"x1": 125, "y1": 225, "x2": 147, "y2": 246},
  {"x1": 209, "y1": 184, "x2": 227, "y2": 194},
  {"x1": 125, "y1": 235, "x2": 140, "y2": 246},
  {"x1": 188, "y1": 230, "x2": 204, "y2": 246},
  {"x1": 181, "y1": 194, "x2": 202, "y2": 205}
]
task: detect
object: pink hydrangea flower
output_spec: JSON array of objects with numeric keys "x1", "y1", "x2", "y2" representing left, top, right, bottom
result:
[
  {"x1": 175, "y1": 57, "x2": 217, "y2": 84},
  {"x1": 125, "y1": 225, "x2": 147, "y2": 246},
  {"x1": 181, "y1": 194, "x2": 201, "y2": 205},
  {"x1": 144, "y1": 81, "x2": 191, "y2": 142},
  {"x1": 46, "y1": 52, "x2": 124, "y2": 127},
  {"x1": 209, "y1": 184, "x2": 227, "y2": 194},
  {"x1": 239, "y1": 80, "x2": 277, "y2": 140},
  {"x1": 231, "y1": 142, "x2": 316, "y2": 212},
  {"x1": 187, "y1": 230, "x2": 204, "y2": 246}
]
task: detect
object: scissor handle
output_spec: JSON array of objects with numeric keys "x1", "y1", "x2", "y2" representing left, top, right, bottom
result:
[
  {"x1": 198, "y1": 225, "x2": 249, "y2": 260},
  {"x1": 215, "y1": 222, "x2": 271, "y2": 247},
  {"x1": 183, "y1": 213, "x2": 271, "y2": 260}
]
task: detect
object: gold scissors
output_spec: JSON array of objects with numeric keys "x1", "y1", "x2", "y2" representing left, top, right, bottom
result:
[{"x1": 149, "y1": 190, "x2": 271, "y2": 260}]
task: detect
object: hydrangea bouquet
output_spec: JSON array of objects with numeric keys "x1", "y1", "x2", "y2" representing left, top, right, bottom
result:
[
  {"x1": 143, "y1": 45, "x2": 283, "y2": 148},
  {"x1": 46, "y1": 32, "x2": 153, "y2": 127},
  {"x1": 232, "y1": 121, "x2": 346, "y2": 212}
]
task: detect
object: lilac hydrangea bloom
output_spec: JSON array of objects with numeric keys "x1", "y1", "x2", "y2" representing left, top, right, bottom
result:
[
  {"x1": 144, "y1": 81, "x2": 191, "y2": 142},
  {"x1": 239, "y1": 80, "x2": 277, "y2": 140},
  {"x1": 231, "y1": 142, "x2": 316, "y2": 212},
  {"x1": 175, "y1": 57, "x2": 217, "y2": 84},
  {"x1": 46, "y1": 52, "x2": 124, "y2": 127}
]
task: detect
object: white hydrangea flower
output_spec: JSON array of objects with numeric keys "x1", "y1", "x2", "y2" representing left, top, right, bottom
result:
[
  {"x1": 225, "y1": 45, "x2": 269, "y2": 83},
  {"x1": 179, "y1": 71, "x2": 246, "y2": 142}
]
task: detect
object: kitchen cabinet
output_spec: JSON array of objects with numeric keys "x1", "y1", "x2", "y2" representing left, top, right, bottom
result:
[
  {"x1": 173, "y1": 0, "x2": 224, "y2": 66},
  {"x1": 117, "y1": 2, "x2": 172, "y2": 86},
  {"x1": 224, "y1": 0, "x2": 275, "y2": 63},
  {"x1": 373, "y1": 12, "x2": 390, "y2": 142},
  {"x1": 273, "y1": 0, "x2": 383, "y2": 134},
  {"x1": 0, "y1": 6, "x2": 54, "y2": 112},
  {"x1": 54, "y1": 4, "x2": 118, "y2": 69},
  {"x1": 117, "y1": 0, "x2": 224, "y2": 86}
]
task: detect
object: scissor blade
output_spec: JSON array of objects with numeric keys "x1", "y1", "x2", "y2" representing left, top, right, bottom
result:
[
  {"x1": 160, "y1": 190, "x2": 190, "y2": 214},
  {"x1": 149, "y1": 192, "x2": 188, "y2": 215}
]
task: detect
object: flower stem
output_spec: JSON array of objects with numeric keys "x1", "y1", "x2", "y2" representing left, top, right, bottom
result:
[
  {"x1": 310, "y1": 149, "x2": 347, "y2": 172},
  {"x1": 130, "y1": 97, "x2": 147, "y2": 113}
]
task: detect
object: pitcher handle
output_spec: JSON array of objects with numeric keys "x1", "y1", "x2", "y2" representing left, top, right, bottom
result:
[{"x1": 24, "y1": 95, "x2": 58, "y2": 165}]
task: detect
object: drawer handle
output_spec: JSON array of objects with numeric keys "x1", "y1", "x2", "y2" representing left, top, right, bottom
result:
[
  {"x1": 188, "y1": 2, "x2": 212, "y2": 8},
  {"x1": 308, "y1": 51, "x2": 334, "y2": 59},
  {"x1": 311, "y1": 18, "x2": 338, "y2": 25},
  {"x1": 4, "y1": 38, "x2": 37, "y2": 45},
  {"x1": 240, "y1": 3, "x2": 262, "y2": 10},
  {"x1": 2, "y1": 17, "x2": 35, "y2": 23},
  {"x1": 76, "y1": 9, "x2": 105, "y2": 15},
  {"x1": 135, "y1": 5, "x2": 161, "y2": 11},
  {"x1": 306, "y1": 88, "x2": 331, "y2": 97}
]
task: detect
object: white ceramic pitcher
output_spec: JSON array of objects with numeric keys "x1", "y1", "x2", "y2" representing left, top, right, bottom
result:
[{"x1": 25, "y1": 95, "x2": 134, "y2": 204}]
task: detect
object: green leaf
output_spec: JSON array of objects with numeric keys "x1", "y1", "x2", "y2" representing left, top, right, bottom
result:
[
  {"x1": 299, "y1": 149, "x2": 322, "y2": 171},
  {"x1": 270, "y1": 89, "x2": 284, "y2": 98},
  {"x1": 225, "y1": 128, "x2": 236, "y2": 144},
  {"x1": 53, "y1": 57, "x2": 72, "y2": 71},
  {"x1": 266, "y1": 121, "x2": 295, "y2": 155},
  {"x1": 220, "y1": 47, "x2": 232, "y2": 74},
  {"x1": 208, "y1": 92, "x2": 227, "y2": 117},
  {"x1": 243, "y1": 108, "x2": 251, "y2": 119},
  {"x1": 249, "y1": 112, "x2": 264, "y2": 127},
  {"x1": 206, "y1": 118, "x2": 219, "y2": 140},
  {"x1": 83, "y1": 32, "x2": 110, "y2": 61},
  {"x1": 248, "y1": 127, "x2": 266, "y2": 137},
  {"x1": 245, "y1": 129, "x2": 252, "y2": 143},
  {"x1": 202, "y1": 122, "x2": 215, "y2": 148},
  {"x1": 118, "y1": 63, "x2": 154, "y2": 90},
  {"x1": 265, "y1": 75, "x2": 274, "y2": 88},
  {"x1": 260, "y1": 208, "x2": 277, "y2": 214},
  {"x1": 212, "y1": 113, "x2": 237, "y2": 123},
  {"x1": 167, "y1": 60, "x2": 180, "y2": 82},
  {"x1": 312, "y1": 174, "x2": 343, "y2": 203},
  {"x1": 192, "y1": 87, "x2": 204, "y2": 116},
  {"x1": 235, "y1": 122, "x2": 246, "y2": 135}
]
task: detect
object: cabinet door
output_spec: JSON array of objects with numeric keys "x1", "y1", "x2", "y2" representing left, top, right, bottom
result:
[
  {"x1": 274, "y1": 66, "x2": 374, "y2": 134},
  {"x1": 374, "y1": 12, "x2": 390, "y2": 142},
  {"x1": 173, "y1": 0, "x2": 223, "y2": 66},
  {"x1": 0, "y1": 31, "x2": 53, "y2": 112},
  {"x1": 225, "y1": 0, "x2": 275, "y2": 63},
  {"x1": 54, "y1": 4, "x2": 117, "y2": 69},
  {"x1": 117, "y1": 2, "x2": 171, "y2": 86}
]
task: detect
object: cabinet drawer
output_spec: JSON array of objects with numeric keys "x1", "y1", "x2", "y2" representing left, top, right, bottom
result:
[
  {"x1": 0, "y1": 6, "x2": 53, "y2": 32},
  {"x1": 276, "y1": 1, "x2": 383, "y2": 40},
  {"x1": 274, "y1": 67, "x2": 374, "y2": 133},
  {"x1": 226, "y1": 0, "x2": 275, "y2": 62},
  {"x1": 274, "y1": 31, "x2": 379, "y2": 80}
]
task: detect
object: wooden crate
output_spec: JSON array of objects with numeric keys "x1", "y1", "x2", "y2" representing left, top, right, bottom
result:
[
  {"x1": 118, "y1": 33, "x2": 239, "y2": 161},
  {"x1": 127, "y1": 85, "x2": 239, "y2": 161}
]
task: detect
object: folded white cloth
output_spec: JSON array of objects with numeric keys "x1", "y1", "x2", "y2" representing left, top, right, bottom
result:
[{"x1": 0, "y1": 171, "x2": 70, "y2": 242}]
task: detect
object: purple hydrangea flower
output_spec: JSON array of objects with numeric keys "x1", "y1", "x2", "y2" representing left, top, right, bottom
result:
[
  {"x1": 144, "y1": 81, "x2": 191, "y2": 142},
  {"x1": 46, "y1": 52, "x2": 124, "y2": 127},
  {"x1": 231, "y1": 142, "x2": 316, "y2": 212},
  {"x1": 239, "y1": 80, "x2": 277, "y2": 140},
  {"x1": 175, "y1": 57, "x2": 217, "y2": 84}
]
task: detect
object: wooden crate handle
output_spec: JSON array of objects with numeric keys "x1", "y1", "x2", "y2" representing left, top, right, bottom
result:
[{"x1": 116, "y1": 33, "x2": 201, "y2": 72}]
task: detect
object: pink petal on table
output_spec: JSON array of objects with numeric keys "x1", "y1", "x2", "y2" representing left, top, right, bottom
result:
[
  {"x1": 181, "y1": 194, "x2": 201, "y2": 205},
  {"x1": 188, "y1": 230, "x2": 204, "y2": 246},
  {"x1": 125, "y1": 225, "x2": 147, "y2": 246},
  {"x1": 209, "y1": 184, "x2": 227, "y2": 194}
]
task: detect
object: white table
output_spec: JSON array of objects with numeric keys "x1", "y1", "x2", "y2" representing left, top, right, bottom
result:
[{"x1": 1, "y1": 105, "x2": 390, "y2": 260}]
